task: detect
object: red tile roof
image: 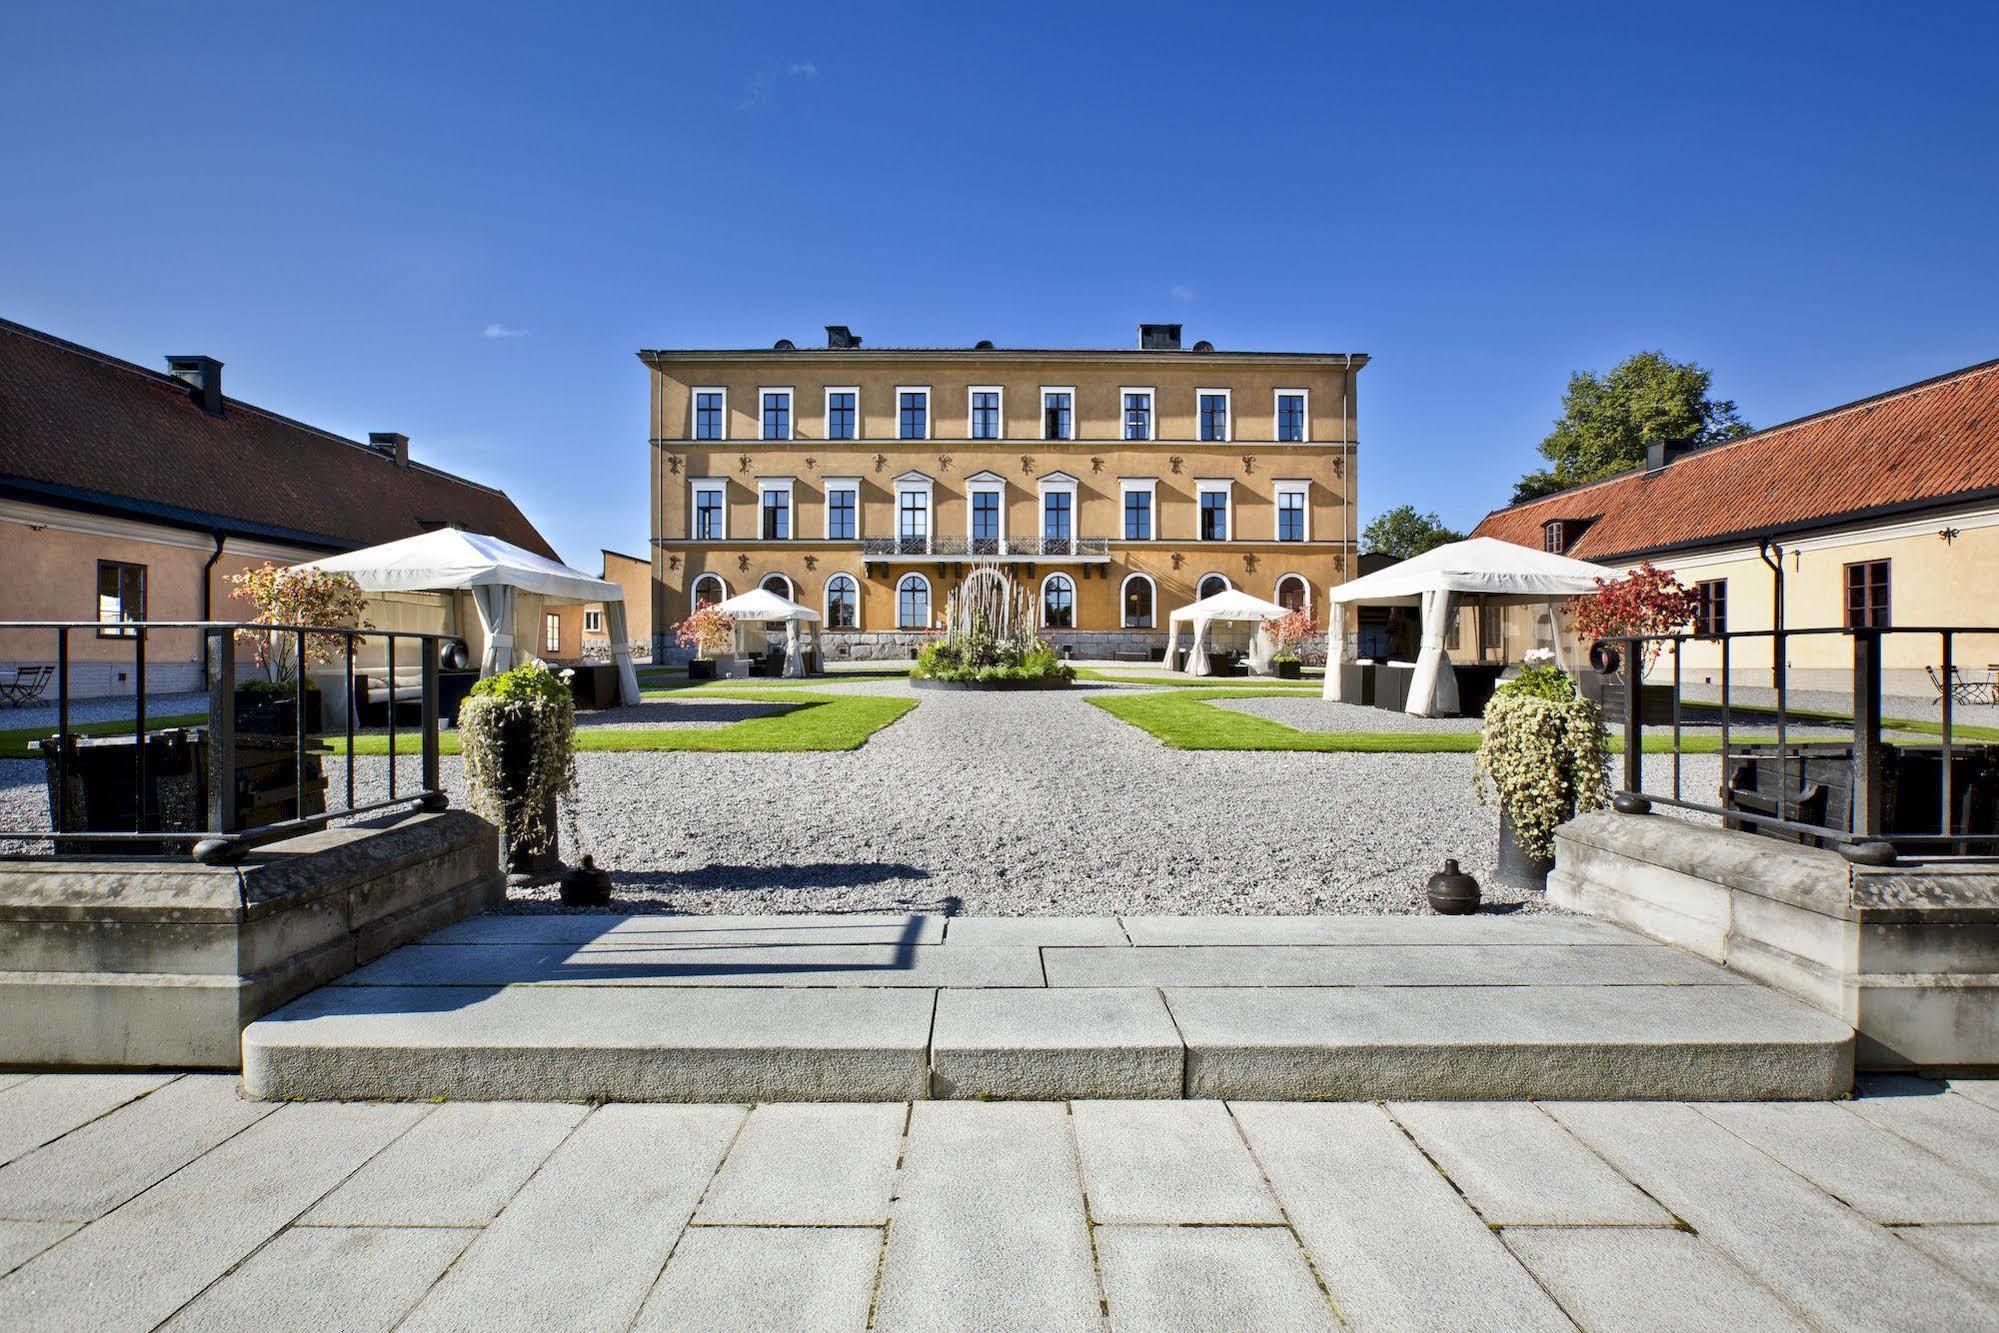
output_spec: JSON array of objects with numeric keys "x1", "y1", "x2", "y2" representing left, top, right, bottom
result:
[
  {"x1": 1470, "y1": 357, "x2": 1999, "y2": 562},
  {"x1": 0, "y1": 318, "x2": 557, "y2": 559}
]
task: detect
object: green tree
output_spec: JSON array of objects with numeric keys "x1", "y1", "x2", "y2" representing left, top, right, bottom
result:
[
  {"x1": 1512, "y1": 351, "x2": 1750, "y2": 503},
  {"x1": 1362, "y1": 505, "x2": 1463, "y2": 560}
]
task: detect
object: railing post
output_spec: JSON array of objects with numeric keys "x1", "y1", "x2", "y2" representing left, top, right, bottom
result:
[
  {"x1": 1622, "y1": 634, "x2": 1644, "y2": 796},
  {"x1": 1851, "y1": 627, "x2": 1883, "y2": 838},
  {"x1": 133, "y1": 625, "x2": 147, "y2": 832},
  {"x1": 196, "y1": 627, "x2": 242, "y2": 864},
  {"x1": 419, "y1": 636, "x2": 444, "y2": 809}
]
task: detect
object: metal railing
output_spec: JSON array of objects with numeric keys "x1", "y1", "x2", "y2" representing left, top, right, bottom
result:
[
  {"x1": 1600, "y1": 625, "x2": 1999, "y2": 864},
  {"x1": 859, "y1": 535, "x2": 1113, "y2": 559},
  {"x1": 0, "y1": 621, "x2": 452, "y2": 865}
]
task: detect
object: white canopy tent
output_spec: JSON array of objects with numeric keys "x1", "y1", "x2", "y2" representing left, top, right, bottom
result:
[
  {"x1": 1322, "y1": 537, "x2": 1615, "y2": 715},
  {"x1": 295, "y1": 528, "x2": 641, "y2": 705},
  {"x1": 711, "y1": 588, "x2": 824, "y2": 678},
  {"x1": 1162, "y1": 588, "x2": 1292, "y2": 677}
]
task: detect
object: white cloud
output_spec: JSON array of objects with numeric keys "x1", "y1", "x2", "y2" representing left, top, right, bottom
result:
[
  {"x1": 788, "y1": 60, "x2": 817, "y2": 77},
  {"x1": 738, "y1": 60, "x2": 818, "y2": 109},
  {"x1": 482, "y1": 323, "x2": 529, "y2": 339},
  {"x1": 1170, "y1": 284, "x2": 1197, "y2": 302}
]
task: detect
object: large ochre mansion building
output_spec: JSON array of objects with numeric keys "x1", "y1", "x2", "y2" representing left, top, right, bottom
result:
[{"x1": 645, "y1": 325, "x2": 1363, "y2": 659}]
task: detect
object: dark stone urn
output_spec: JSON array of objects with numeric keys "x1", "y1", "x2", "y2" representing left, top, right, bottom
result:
[
  {"x1": 494, "y1": 711, "x2": 560, "y2": 887},
  {"x1": 1426, "y1": 859, "x2": 1482, "y2": 915},
  {"x1": 559, "y1": 855, "x2": 614, "y2": 907},
  {"x1": 1495, "y1": 808, "x2": 1555, "y2": 892}
]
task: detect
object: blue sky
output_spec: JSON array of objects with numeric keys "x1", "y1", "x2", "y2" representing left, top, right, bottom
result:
[{"x1": 5, "y1": 2, "x2": 1995, "y2": 567}]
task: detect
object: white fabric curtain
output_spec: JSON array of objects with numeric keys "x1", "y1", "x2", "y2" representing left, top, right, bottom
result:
[
  {"x1": 1248, "y1": 621, "x2": 1275, "y2": 675},
  {"x1": 1163, "y1": 619, "x2": 1182, "y2": 670},
  {"x1": 471, "y1": 585, "x2": 518, "y2": 676},
  {"x1": 1322, "y1": 603, "x2": 1350, "y2": 700},
  {"x1": 783, "y1": 620, "x2": 805, "y2": 678},
  {"x1": 1188, "y1": 616, "x2": 1213, "y2": 677},
  {"x1": 1405, "y1": 587, "x2": 1460, "y2": 717},
  {"x1": 603, "y1": 600, "x2": 640, "y2": 705}
]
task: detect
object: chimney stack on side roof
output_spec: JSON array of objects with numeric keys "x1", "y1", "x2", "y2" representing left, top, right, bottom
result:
[
  {"x1": 1645, "y1": 438, "x2": 1695, "y2": 475},
  {"x1": 825, "y1": 325, "x2": 861, "y2": 349},
  {"x1": 165, "y1": 355, "x2": 224, "y2": 416},
  {"x1": 369, "y1": 432, "x2": 411, "y2": 469},
  {"x1": 1138, "y1": 323, "x2": 1182, "y2": 351}
]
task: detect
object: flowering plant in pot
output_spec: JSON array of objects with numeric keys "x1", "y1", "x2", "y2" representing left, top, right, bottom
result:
[
  {"x1": 1567, "y1": 562, "x2": 1696, "y2": 723},
  {"x1": 1473, "y1": 666, "x2": 1611, "y2": 889},
  {"x1": 674, "y1": 605, "x2": 734, "y2": 680},
  {"x1": 1263, "y1": 609, "x2": 1316, "y2": 680},
  {"x1": 227, "y1": 563, "x2": 370, "y2": 734},
  {"x1": 459, "y1": 659, "x2": 576, "y2": 884}
]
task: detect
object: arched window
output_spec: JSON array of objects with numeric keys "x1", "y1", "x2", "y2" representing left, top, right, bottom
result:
[
  {"x1": 825, "y1": 574, "x2": 858, "y2": 629},
  {"x1": 1276, "y1": 575, "x2": 1309, "y2": 614},
  {"x1": 691, "y1": 574, "x2": 726, "y2": 609},
  {"x1": 1197, "y1": 573, "x2": 1231, "y2": 601},
  {"x1": 897, "y1": 574, "x2": 931, "y2": 629},
  {"x1": 1041, "y1": 573, "x2": 1075, "y2": 629},
  {"x1": 759, "y1": 573, "x2": 794, "y2": 601},
  {"x1": 1121, "y1": 573, "x2": 1156, "y2": 628}
]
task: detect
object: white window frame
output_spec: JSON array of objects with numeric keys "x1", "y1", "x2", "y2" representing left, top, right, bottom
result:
[
  {"x1": 544, "y1": 612, "x2": 562, "y2": 654},
  {"x1": 894, "y1": 470, "x2": 935, "y2": 554},
  {"x1": 1197, "y1": 572, "x2": 1233, "y2": 599},
  {"x1": 689, "y1": 478, "x2": 728, "y2": 541},
  {"x1": 896, "y1": 572, "x2": 933, "y2": 629},
  {"x1": 1274, "y1": 573, "x2": 1312, "y2": 616},
  {"x1": 584, "y1": 608, "x2": 603, "y2": 634},
  {"x1": 1195, "y1": 478, "x2": 1233, "y2": 542},
  {"x1": 757, "y1": 477, "x2": 795, "y2": 541},
  {"x1": 1037, "y1": 471, "x2": 1080, "y2": 545},
  {"x1": 965, "y1": 470, "x2": 1008, "y2": 547},
  {"x1": 823, "y1": 571, "x2": 861, "y2": 630},
  {"x1": 822, "y1": 476, "x2": 861, "y2": 541},
  {"x1": 758, "y1": 386, "x2": 794, "y2": 441},
  {"x1": 1273, "y1": 388, "x2": 1310, "y2": 443},
  {"x1": 823, "y1": 386, "x2": 860, "y2": 441},
  {"x1": 896, "y1": 385, "x2": 931, "y2": 441},
  {"x1": 759, "y1": 572, "x2": 795, "y2": 601},
  {"x1": 1120, "y1": 386, "x2": 1155, "y2": 441},
  {"x1": 967, "y1": 385, "x2": 1005, "y2": 441},
  {"x1": 1040, "y1": 386, "x2": 1077, "y2": 441},
  {"x1": 1119, "y1": 478, "x2": 1157, "y2": 542},
  {"x1": 1274, "y1": 479, "x2": 1310, "y2": 542},
  {"x1": 690, "y1": 573, "x2": 728, "y2": 608},
  {"x1": 691, "y1": 387, "x2": 728, "y2": 441},
  {"x1": 1120, "y1": 571, "x2": 1157, "y2": 628},
  {"x1": 1039, "y1": 571, "x2": 1077, "y2": 631},
  {"x1": 1197, "y1": 387, "x2": 1232, "y2": 443}
]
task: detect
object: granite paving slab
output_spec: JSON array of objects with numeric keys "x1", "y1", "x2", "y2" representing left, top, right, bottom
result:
[
  {"x1": 1389, "y1": 1101, "x2": 1671, "y2": 1225},
  {"x1": 161, "y1": 1225, "x2": 479, "y2": 1333},
  {"x1": 694, "y1": 1104, "x2": 904, "y2": 1225},
  {"x1": 1844, "y1": 1078, "x2": 1999, "y2": 1191},
  {"x1": 1072, "y1": 1100, "x2": 1283, "y2": 1224},
  {"x1": 0, "y1": 1075, "x2": 175, "y2": 1169},
  {"x1": 1119, "y1": 913, "x2": 1637, "y2": 946},
  {"x1": 334, "y1": 940, "x2": 1044, "y2": 987},
  {"x1": 1095, "y1": 1225, "x2": 1336, "y2": 1331},
  {"x1": 303, "y1": 1101, "x2": 588, "y2": 1227},
  {"x1": 635, "y1": 1227, "x2": 880, "y2": 1332},
  {"x1": 1893, "y1": 1224, "x2": 1999, "y2": 1296},
  {"x1": 931, "y1": 987, "x2": 1183, "y2": 1099},
  {"x1": 1043, "y1": 942, "x2": 1749, "y2": 988},
  {"x1": 423, "y1": 911, "x2": 945, "y2": 947},
  {"x1": 1500, "y1": 1226, "x2": 1805, "y2": 1331},
  {"x1": 942, "y1": 916, "x2": 1131, "y2": 946}
]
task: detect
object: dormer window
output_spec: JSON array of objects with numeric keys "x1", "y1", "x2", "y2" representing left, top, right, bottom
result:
[{"x1": 1543, "y1": 518, "x2": 1592, "y2": 554}]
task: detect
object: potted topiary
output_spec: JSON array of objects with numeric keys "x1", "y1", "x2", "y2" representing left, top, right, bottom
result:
[
  {"x1": 458, "y1": 659, "x2": 577, "y2": 886},
  {"x1": 674, "y1": 605, "x2": 734, "y2": 681},
  {"x1": 1263, "y1": 609, "x2": 1315, "y2": 680},
  {"x1": 228, "y1": 563, "x2": 370, "y2": 735},
  {"x1": 1474, "y1": 665, "x2": 1611, "y2": 890}
]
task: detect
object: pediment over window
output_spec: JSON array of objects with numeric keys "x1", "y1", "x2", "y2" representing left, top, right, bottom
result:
[
  {"x1": 963, "y1": 470, "x2": 1007, "y2": 485},
  {"x1": 894, "y1": 470, "x2": 935, "y2": 486},
  {"x1": 1038, "y1": 470, "x2": 1080, "y2": 485}
]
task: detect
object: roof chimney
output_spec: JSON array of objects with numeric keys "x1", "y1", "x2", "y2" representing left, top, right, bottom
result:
[
  {"x1": 825, "y1": 325, "x2": 861, "y2": 349},
  {"x1": 1138, "y1": 323, "x2": 1182, "y2": 351},
  {"x1": 1645, "y1": 438, "x2": 1692, "y2": 475},
  {"x1": 369, "y1": 432, "x2": 411, "y2": 469},
  {"x1": 165, "y1": 355, "x2": 224, "y2": 416}
]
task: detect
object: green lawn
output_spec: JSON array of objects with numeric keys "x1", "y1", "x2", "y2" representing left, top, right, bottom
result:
[
  {"x1": 328, "y1": 689, "x2": 917, "y2": 756},
  {"x1": 638, "y1": 667, "x2": 913, "y2": 691},
  {"x1": 1074, "y1": 668, "x2": 1321, "y2": 690},
  {"x1": 0, "y1": 713, "x2": 207, "y2": 760}
]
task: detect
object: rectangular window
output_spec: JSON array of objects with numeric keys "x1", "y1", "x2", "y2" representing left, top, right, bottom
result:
[
  {"x1": 970, "y1": 389, "x2": 1001, "y2": 440},
  {"x1": 693, "y1": 390, "x2": 725, "y2": 441},
  {"x1": 1199, "y1": 391, "x2": 1230, "y2": 442},
  {"x1": 1693, "y1": 579, "x2": 1727, "y2": 636},
  {"x1": 1122, "y1": 390, "x2": 1153, "y2": 441},
  {"x1": 1041, "y1": 389, "x2": 1074, "y2": 441},
  {"x1": 826, "y1": 390, "x2": 857, "y2": 440},
  {"x1": 972, "y1": 491, "x2": 1001, "y2": 549},
  {"x1": 760, "y1": 483, "x2": 791, "y2": 540},
  {"x1": 544, "y1": 613, "x2": 561, "y2": 654},
  {"x1": 1277, "y1": 488, "x2": 1307, "y2": 542},
  {"x1": 1277, "y1": 392, "x2": 1307, "y2": 443},
  {"x1": 898, "y1": 389, "x2": 928, "y2": 440},
  {"x1": 1845, "y1": 560, "x2": 1891, "y2": 629},
  {"x1": 584, "y1": 609, "x2": 603, "y2": 633},
  {"x1": 898, "y1": 490, "x2": 930, "y2": 552},
  {"x1": 1544, "y1": 522, "x2": 1567, "y2": 555},
  {"x1": 1200, "y1": 490, "x2": 1229, "y2": 541},
  {"x1": 96, "y1": 560, "x2": 145, "y2": 637},
  {"x1": 827, "y1": 486, "x2": 857, "y2": 541},
  {"x1": 760, "y1": 389, "x2": 792, "y2": 441},
  {"x1": 693, "y1": 484, "x2": 725, "y2": 540},
  {"x1": 1124, "y1": 488, "x2": 1152, "y2": 540},
  {"x1": 1043, "y1": 491, "x2": 1072, "y2": 542}
]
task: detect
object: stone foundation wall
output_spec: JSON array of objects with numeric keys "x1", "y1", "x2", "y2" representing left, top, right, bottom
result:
[{"x1": 657, "y1": 629, "x2": 1331, "y2": 666}]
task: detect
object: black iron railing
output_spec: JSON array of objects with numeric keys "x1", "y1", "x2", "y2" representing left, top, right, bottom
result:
[
  {"x1": 859, "y1": 535, "x2": 1112, "y2": 559},
  {"x1": 0, "y1": 621, "x2": 451, "y2": 865},
  {"x1": 1599, "y1": 625, "x2": 1999, "y2": 864}
]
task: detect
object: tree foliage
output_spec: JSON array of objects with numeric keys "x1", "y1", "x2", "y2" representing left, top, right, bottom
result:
[
  {"x1": 1567, "y1": 562, "x2": 1698, "y2": 672},
  {"x1": 227, "y1": 563, "x2": 370, "y2": 683},
  {"x1": 1513, "y1": 351, "x2": 1750, "y2": 503},
  {"x1": 1361, "y1": 505, "x2": 1463, "y2": 560}
]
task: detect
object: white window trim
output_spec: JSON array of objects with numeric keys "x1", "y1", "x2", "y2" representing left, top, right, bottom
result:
[
  {"x1": 759, "y1": 572, "x2": 795, "y2": 601},
  {"x1": 1274, "y1": 479, "x2": 1311, "y2": 542},
  {"x1": 690, "y1": 573, "x2": 729, "y2": 607},
  {"x1": 1196, "y1": 478, "x2": 1233, "y2": 542},
  {"x1": 1197, "y1": 572, "x2": 1234, "y2": 598},
  {"x1": 1037, "y1": 471, "x2": 1080, "y2": 543},
  {"x1": 544, "y1": 612, "x2": 562, "y2": 654},
  {"x1": 967, "y1": 385, "x2": 1005, "y2": 441},
  {"x1": 1119, "y1": 386, "x2": 1155, "y2": 442},
  {"x1": 1040, "y1": 386, "x2": 1077, "y2": 441},
  {"x1": 895, "y1": 471, "x2": 935, "y2": 554},
  {"x1": 896, "y1": 385, "x2": 932, "y2": 441},
  {"x1": 757, "y1": 477, "x2": 795, "y2": 541},
  {"x1": 690, "y1": 387, "x2": 728, "y2": 441},
  {"x1": 758, "y1": 387, "x2": 794, "y2": 441},
  {"x1": 1274, "y1": 572, "x2": 1312, "y2": 616},
  {"x1": 896, "y1": 572, "x2": 933, "y2": 629},
  {"x1": 821, "y1": 476, "x2": 861, "y2": 541},
  {"x1": 689, "y1": 477, "x2": 728, "y2": 541},
  {"x1": 823, "y1": 571, "x2": 861, "y2": 630},
  {"x1": 965, "y1": 471, "x2": 1008, "y2": 545},
  {"x1": 1039, "y1": 571, "x2": 1077, "y2": 631},
  {"x1": 1118, "y1": 477, "x2": 1158, "y2": 542},
  {"x1": 584, "y1": 608, "x2": 603, "y2": 633},
  {"x1": 1120, "y1": 571, "x2": 1158, "y2": 628},
  {"x1": 1197, "y1": 387, "x2": 1232, "y2": 443},
  {"x1": 1274, "y1": 388, "x2": 1310, "y2": 443},
  {"x1": 823, "y1": 386, "x2": 860, "y2": 441}
]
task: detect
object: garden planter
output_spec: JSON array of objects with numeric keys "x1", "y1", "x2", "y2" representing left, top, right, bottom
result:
[
  {"x1": 1272, "y1": 659, "x2": 1302, "y2": 680},
  {"x1": 1426, "y1": 859, "x2": 1482, "y2": 914},
  {"x1": 234, "y1": 683, "x2": 323, "y2": 736},
  {"x1": 687, "y1": 658, "x2": 717, "y2": 681},
  {"x1": 493, "y1": 711, "x2": 561, "y2": 885},
  {"x1": 1495, "y1": 808, "x2": 1554, "y2": 891},
  {"x1": 560, "y1": 855, "x2": 614, "y2": 906}
]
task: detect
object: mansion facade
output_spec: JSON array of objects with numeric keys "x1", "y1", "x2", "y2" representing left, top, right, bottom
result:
[{"x1": 644, "y1": 325, "x2": 1363, "y2": 659}]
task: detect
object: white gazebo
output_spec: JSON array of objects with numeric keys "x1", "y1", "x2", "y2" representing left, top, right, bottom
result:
[
  {"x1": 711, "y1": 588, "x2": 824, "y2": 678},
  {"x1": 1324, "y1": 536, "x2": 1615, "y2": 715},
  {"x1": 1162, "y1": 588, "x2": 1293, "y2": 677},
  {"x1": 295, "y1": 528, "x2": 641, "y2": 705}
]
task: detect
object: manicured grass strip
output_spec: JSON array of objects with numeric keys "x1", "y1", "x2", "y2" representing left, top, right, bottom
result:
[
  {"x1": 328, "y1": 690, "x2": 917, "y2": 755},
  {"x1": 0, "y1": 713, "x2": 208, "y2": 760},
  {"x1": 1074, "y1": 669, "x2": 1320, "y2": 690}
]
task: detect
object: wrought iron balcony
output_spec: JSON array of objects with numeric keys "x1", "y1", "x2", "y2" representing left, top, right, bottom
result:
[{"x1": 858, "y1": 536, "x2": 1111, "y2": 562}]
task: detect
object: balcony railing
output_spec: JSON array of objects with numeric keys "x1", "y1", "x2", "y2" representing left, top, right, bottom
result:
[{"x1": 859, "y1": 536, "x2": 1111, "y2": 560}]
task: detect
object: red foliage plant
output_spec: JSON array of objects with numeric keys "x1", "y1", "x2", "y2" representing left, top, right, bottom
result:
[{"x1": 1567, "y1": 562, "x2": 1697, "y2": 671}]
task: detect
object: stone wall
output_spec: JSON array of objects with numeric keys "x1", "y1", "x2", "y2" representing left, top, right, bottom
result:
[{"x1": 658, "y1": 629, "x2": 1330, "y2": 666}]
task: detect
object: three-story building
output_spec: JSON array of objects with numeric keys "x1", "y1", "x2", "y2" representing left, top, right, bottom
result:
[{"x1": 644, "y1": 324, "x2": 1364, "y2": 660}]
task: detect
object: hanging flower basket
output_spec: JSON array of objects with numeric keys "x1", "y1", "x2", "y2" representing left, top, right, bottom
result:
[
  {"x1": 1474, "y1": 667, "x2": 1611, "y2": 889},
  {"x1": 459, "y1": 661, "x2": 576, "y2": 885}
]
